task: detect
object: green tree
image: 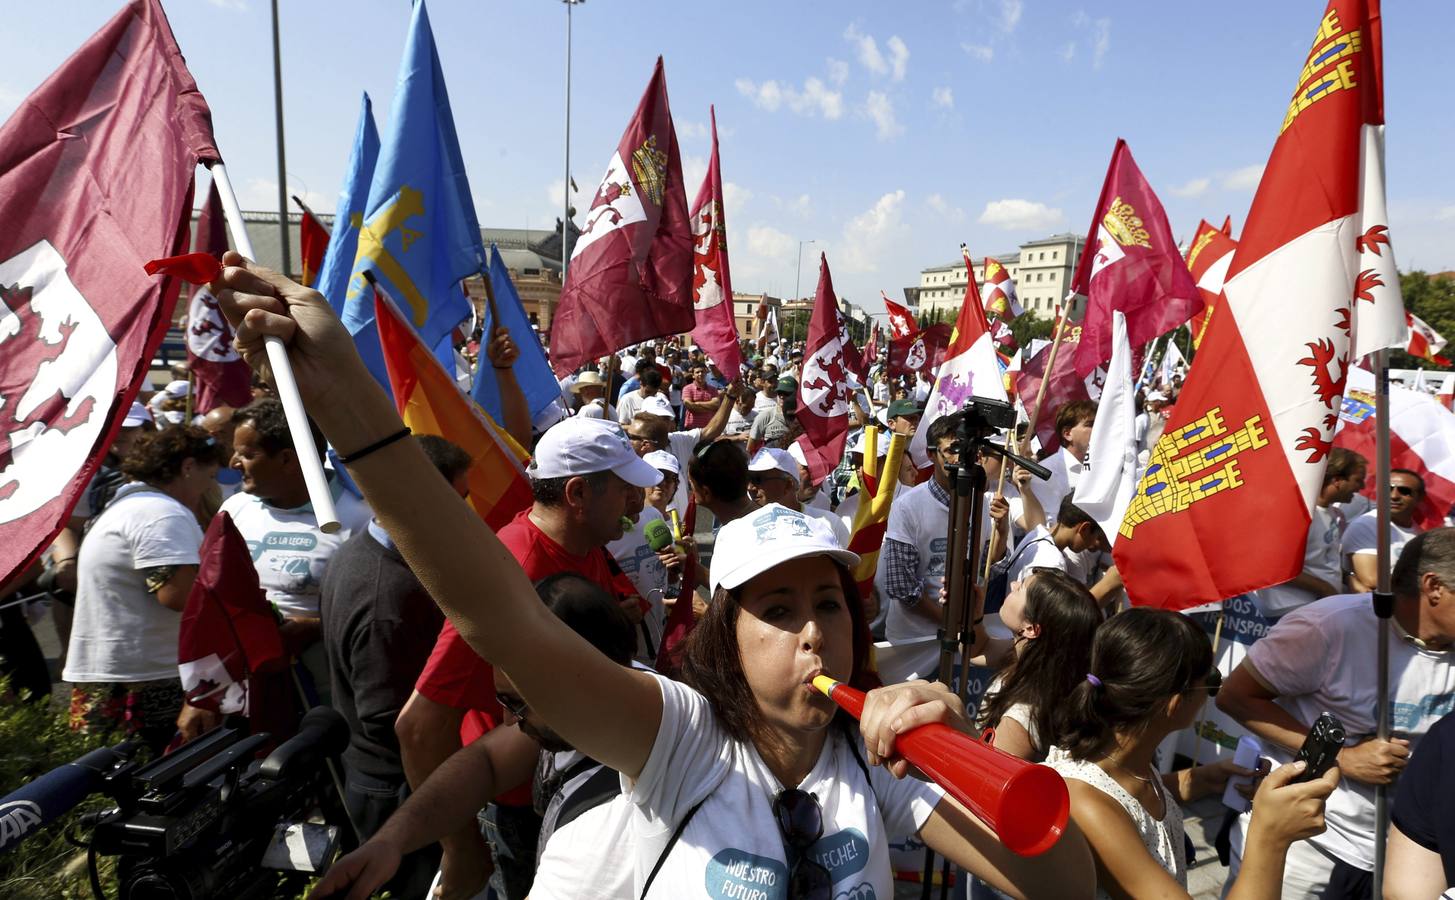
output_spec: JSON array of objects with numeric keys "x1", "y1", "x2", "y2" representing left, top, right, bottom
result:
[
  {"x1": 1390, "y1": 271, "x2": 1455, "y2": 371},
  {"x1": 1006, "y1": 310, "x2": 1055, "y2": 350}
]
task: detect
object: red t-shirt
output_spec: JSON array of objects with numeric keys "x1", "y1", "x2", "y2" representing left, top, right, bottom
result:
[
  {"x1": 414, "y1": 509, "x2": 622, "y2": 802},
  {"x1": 681, "y1": 381, "x2": 720, "y2": 428}
]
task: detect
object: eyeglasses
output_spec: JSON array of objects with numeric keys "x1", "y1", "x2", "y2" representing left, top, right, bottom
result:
[
  {"x1": 625, "y1": 432, "x2": 659, "y2": 447},
  {"x1": 931, "y1": 446, "x2": 960, "y2": 459},
  {"x1": 495, "y1": 691, "x2": 530, "y2": 719},
  {"x1": 1187, "y1": 668, "x2": 1222, "y2": 698},
  {"x1": 772, "y1": 789, "x2": 832, "y2": 900},
  {"x1": 1390, "y1": 484, "x2": 1418, "y2": 497}
]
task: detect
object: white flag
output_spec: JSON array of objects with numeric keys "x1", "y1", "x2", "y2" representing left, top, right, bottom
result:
[{"x1": 1074, "y1": 311, "x2": 1138, "y2": 547}]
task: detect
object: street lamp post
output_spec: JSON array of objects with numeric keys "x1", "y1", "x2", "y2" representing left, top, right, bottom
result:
[
  {"x1": 562, "y1": 0, "x2": 585, "y2": 284},
  {"x1": 270, "y1": 0, "x2": 291, "y2": 277},
  {"x1": 794, "y1": 239, "x2": 816, "y2": 342}
]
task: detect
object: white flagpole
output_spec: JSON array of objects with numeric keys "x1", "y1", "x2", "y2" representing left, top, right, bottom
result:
[
  {"x1": 1372, "y1": 347, "x2": 1393, "y2": 895},
  {"x1": 208, "y1": 161, "x2": 341, "y2": 533}
]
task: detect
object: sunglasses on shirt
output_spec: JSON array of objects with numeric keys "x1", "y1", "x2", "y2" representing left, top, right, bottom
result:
[{"x1": 773, "y1": 789, "x2": 832, "y2": 900}]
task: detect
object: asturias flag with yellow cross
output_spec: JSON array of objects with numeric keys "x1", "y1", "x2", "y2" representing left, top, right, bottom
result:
[{"x1": 342, "y1": 0, "x2": 481, "y2": 390}]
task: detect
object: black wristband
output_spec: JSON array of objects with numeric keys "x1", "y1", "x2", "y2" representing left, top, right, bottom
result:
[{"x1": 339, "y1": 427, "x2": 411, "y2": 465}]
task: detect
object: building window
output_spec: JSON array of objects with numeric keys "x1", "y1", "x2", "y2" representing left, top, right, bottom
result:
[{"x1": 1052, "y1": 251, "x2": 1059, "y2": 260}]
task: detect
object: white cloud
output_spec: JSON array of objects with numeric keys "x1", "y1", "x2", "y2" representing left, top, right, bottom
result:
[
  {"x1": 788, "y1": 194, "x2": 813, "y2": 218},
  {"x1": 864, "y1": 91, "x2": 903, "y2": 141},
  {"x1": 978, "y1": 198, "x2": 1066, "y2": 231},
  {"x1": 840, "y1": 190, "x2": 908, "y2": 274},
  {"x1": 745, "y1": 224, "x2": 797, "y2": 262},
  {"x1": 1222, "y1": 164, "x2": 1264, "y2": 191},
  {"x1": 723, "y1": 182, "x2": 752, "y2": 218},
  {"x1": 1060, "y1": 42, "x2": 1077, "y2": 62},
  {"x1": 932, "y1": 86, "x2": 955, "y2": 109},
  {"x1": 736, "y1": 77, "x2": 843, "y2": 120},
  {"x1": 827, "y1": 58, "x2": 850, "y2": 86},
  {"x1": 1072, "y1": 12, "x2": 1112, "y2": 69},
  {"x1": 1170, "y1": 177, "x2": 1211, "y2": 199},
  {"x1": 677, "y1": 120, "x2": 708, "y2": 141},
  {"x1": 962, "y1": 43, "x2": 994, "y2": 63},
  {"x1": 998, "y1": 0, "x2": 1023, "y2": 31},
  {"x1": 844, "y1": 24, "x2": 887, "y2": 76},
  {"x1": 681, "y1": 154, "x2": 708, "y2": 194},
  {"x1": 844, "y1": 25, "x2": 907, "y2": 81},
  {"x1": 886, "y1": 36, "x2": 910, "y2": 81},
  {"x1": 926, "y1": 193, "x2": 966, "y2": 224}
]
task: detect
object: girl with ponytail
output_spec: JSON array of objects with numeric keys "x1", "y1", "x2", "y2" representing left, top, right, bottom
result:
[{"x1": 1049, "y1": 608, "x2": 1340, "y2": 899}]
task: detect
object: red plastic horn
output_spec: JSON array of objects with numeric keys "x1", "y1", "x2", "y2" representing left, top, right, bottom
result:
[{"x1": 813, "y1": 676, "x2": 1069, "y2": 856}]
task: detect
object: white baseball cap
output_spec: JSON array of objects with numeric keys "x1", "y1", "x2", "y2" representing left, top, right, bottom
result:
[
  {"x1": 122, "y1": 402, "x2": 153, "y2": 428},
  {"x1": 786, "y1": 441, "x2": 809, "y2": 470},
  {"x1": 709, "y1": 504, "x2": 859, "y2": 593},
  {"x1": 640, "y1": 394, "x2": 676, "y2": 419},
  {"x1": 643, "y1": 449, "x2": 681, "y2": 477},
  {"x1": 748, "y1": 448, "x2": 799, "y2": 483},
  {"x1": 529, "y1": 418, "x2": 662, "y2": 488},
  {"x1": 848, "y1": 430, "x2": 890, "y2": 458},
  {"x1": 164, "y1": 379, "x2": 191, "y2": 398}
]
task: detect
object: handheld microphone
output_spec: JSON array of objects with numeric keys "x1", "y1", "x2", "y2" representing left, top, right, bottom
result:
[{"x1": 642, "y1": 518, "x2": 681, "y2": 599}]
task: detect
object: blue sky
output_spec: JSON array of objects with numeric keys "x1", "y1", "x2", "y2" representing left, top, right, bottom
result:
[{"x1": 5, "y1": 0, "x2": 1452, "y2": 317}]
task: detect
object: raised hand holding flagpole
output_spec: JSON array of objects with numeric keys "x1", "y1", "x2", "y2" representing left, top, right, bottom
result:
[{"x1": 208, "y1": 162, "x2": 340, "y2": 533}]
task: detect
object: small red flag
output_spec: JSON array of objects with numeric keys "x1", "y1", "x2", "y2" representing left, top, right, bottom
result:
[
  {"x1": 178, "y1": 512, "x2": 287, "y2": 715},
  {"x1": 0, "y1": 0, "x2": 218, "y2": 588},
  {"x1": 796, "y1": 254, "x2": 852, "y2": 483},
  {"x1": 888, "y1": 323, "x2": 952, "y2": 377},
  {"x1": 294, "y1": 196, "x2": 330, "y2": 289},
  {"x1": 1071, "y1": 139, "x2": 1202, "y2": 378},
  {"x1": 184, "y1": 181, "x2": 253, "y2": 413},
  {"x1": 550, "y1": 58, "x2": 694, "y2": 375},
  {"x1": 688, "y1": 108, "x2": 742, "y2": 378}
]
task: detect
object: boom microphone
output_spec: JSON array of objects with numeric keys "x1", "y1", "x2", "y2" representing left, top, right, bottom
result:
[
  {"x1": 812, "y1": 676, "x2": 1069, "y2": 856},
  {"x1": 0, "y1": 740, "x2": 141, "y2": 854}
]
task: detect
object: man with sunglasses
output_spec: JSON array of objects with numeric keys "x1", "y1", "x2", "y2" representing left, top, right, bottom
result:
[
  {"x1": 1218, "y1": 528, "x2": 1455, "y2": 898},
  {"x1": 1343, "y1": 468, "x2": 1425, "y2": 593}
]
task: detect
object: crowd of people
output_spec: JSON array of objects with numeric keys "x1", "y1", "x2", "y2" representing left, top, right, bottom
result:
[{"x1": 2, "y1": 251, "x2": 1454, "y2": 899}]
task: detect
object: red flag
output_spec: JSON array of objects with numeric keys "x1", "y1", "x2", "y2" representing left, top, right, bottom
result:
[
  {"x1": 796, "y1": 255, "x2": 852, "y2": 483},
  {"x1": 1015, "y1": 324, "x2": 1091, "y2": 453},
  {"x1": 294, "y1": 196, "x2": 330, "y2": 289},
  {"x1": 1117, "y1": 0, "x2": 1401, "y2": 610},
  {"x1": 178, "y1": 512, "x2": 287, "y2": 715},
  {"x1": 882, "y1": 293, "x2": 917, "y2": 340},
  {"x1": 980, "y1": 255, "x2": 1022, "y2": 321},
  {"x1": 550, "y1": 58, "x2": 693, "y2": 375},
  {"x1": 1071, "y1": 140, "x2": 1201, "y2": 377},
  {"x1": 688, "y1": 108, "x2": 742, "y2": 378},
  {"x1": 1406, "y1": 311, "x2": 1451, "y2": 366},
  {"x1": 1184, "y1": 219, "x2": 1237, "y2": 351},
  {"x1": 1337, "y1": 368, "x2": 1455, "y2": 532},
  {"x1": 888, "y1": 323, "x2": 952, "y2": 377},
  {"x1": 863, "y1": 321, "x2": 881, "y2": 364},
  {"x1": 0, "y1": 0, "x2": 217, "y2": 588},
  {"x1": 838, "y1": 309, "x2": 869, "y2": 381},
  {"x1": 185, "y1": 180, "x2": 252, "y2": 414}
]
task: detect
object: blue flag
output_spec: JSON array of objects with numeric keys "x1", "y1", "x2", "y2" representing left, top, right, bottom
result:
[
  {"x1": 342, "y1": 0, "x2": 483, "y2": 387},
  {"x1": 317, "y1": 93, "x2": 380, "y2": 314},
  {"x1": 471, "y1": 245, "x2": 559, "y2": 422}
]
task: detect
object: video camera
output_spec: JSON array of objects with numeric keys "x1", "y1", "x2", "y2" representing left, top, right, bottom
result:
[{"x1": 0, "y1": 706, "x2": 349, "y2": 900}]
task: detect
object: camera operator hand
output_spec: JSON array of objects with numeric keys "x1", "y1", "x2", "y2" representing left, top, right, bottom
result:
[
  {"x1": 1244, "y1": 759, "x2": 1340, "y2": 849},
  {"x1": 308, "y1": 838, "x2": 402, "y2": 900},
  {"x1": 1335, "y1": 735, "x2": 1410, "y2": 785}
]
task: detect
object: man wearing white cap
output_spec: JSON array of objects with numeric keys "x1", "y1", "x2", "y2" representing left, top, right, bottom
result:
[
  {"x1": 606, "y1": 449, "x2": 688, "y2": 663},
  {"x1": 786, "y1": 440, "x2": 833, "y2": 512},
  {"x1": 625, "y1": 381, "x2": 741, "y2": 519},
  {"x1": 570, "y1": 372, "x2": 617, "y2": 421},
  {"x1": 835, "y1": 429, "x2": 891, "y2": 536},
  {"x1": 747, "y1": 448, "x2": 851, "y2": 549},
  {"x1": 401, "y1": 416, "x2": 662, "y2": 899}
]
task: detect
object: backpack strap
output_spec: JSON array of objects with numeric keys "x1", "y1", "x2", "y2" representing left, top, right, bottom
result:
[
  {"x1": 552, "y1": 763, "x2": 623, "y2": 832},
  {"x1": 639, "y1": 797, "x2": 706, "y2": 900}
]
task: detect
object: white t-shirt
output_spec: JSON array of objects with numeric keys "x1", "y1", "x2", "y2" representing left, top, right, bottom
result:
[
  {"x1": 1002, "y1": 525, "x2": 1088, "y2": 587},
  {"x1": 628, "y1": 673, "x2": 944, "y2": 899},
  {"x1": 882, "y1": 481, "x2": 949, "y2": 644},
  {"x1": 726, "y1": 406, "x2": 755, "y2": 436},
  {"x1": 1341, "y1": 510, "x2": 1419, "y2": 567},
  {"x1": 617, "y1": 390, "x2": 651, "y2": 425},
  {"x1": 752, "y1": 392, "x2": 778, "y2": 415},
  {"x1": 577, "y1": 398, "x2": 618, "y2": 421},
  {"x1": 1233, "y1": 594, "x2": 1455, "y2": 870},
  {"x1": 1255, "y1": 505, "x2": 1344, "y2": 618},
  {"x1": 607, "y1": 508, "x2": 669, "y2": 661},
  {"x1": 219, "y1": 481, "x2": 371, "y2": 619},
  {"x1": 63, "y1": 484, "x2": 204, "y2": 683}
]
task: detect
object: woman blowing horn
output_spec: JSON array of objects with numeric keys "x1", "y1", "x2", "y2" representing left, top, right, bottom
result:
[{"x1": 211, "y1": 252, "x2": 1094, "y2": 899}]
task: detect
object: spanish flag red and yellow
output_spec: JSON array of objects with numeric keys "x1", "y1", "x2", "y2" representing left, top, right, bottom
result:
[
  {"x1": 846, "y1": 427, "x2": 908, "y2": 599},
  {"x1": 374, "y1": 287, "x2": 533, "y2": 531}
]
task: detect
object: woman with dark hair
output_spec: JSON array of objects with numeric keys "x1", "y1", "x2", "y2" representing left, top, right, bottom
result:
[
  {"x1": 62, "y1": 425, "x2": 226, "y2": 753},
  {"x1": 214, "y1": 255, "x2": 1094, "y2": 899},
  {"x1": 1048, "y1": 608, "x2": 1339, "y2": 899},
  {"x1": 973, "y1": 568, "x2": 1102, "y2": 761}
]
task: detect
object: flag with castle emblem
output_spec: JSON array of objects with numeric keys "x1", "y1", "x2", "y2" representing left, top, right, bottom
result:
[
  {"x1": 795, "y1": 255, "x2": 852, "y2": 483},
  {"x1": 186, "y1": 180, "x2": 252, "y2": 413},
  {"x1": 0, "y1": 0, "x2": 217, "y2": 589},
  {"x1": 1116, "y1": 0, "x2": 1406, "y2": 610},
  {"x1": 1185, "y1": 219, "x2": 1238, "y2": 351},
  {"x1": 1071, "y1": 140, "x2": 1202, "y2": 378},
  {"x1": 909, "y1": 250, "x2": 1006, "y2": 466},
  {"x1": 980, "y1": 255, "x2": 1022, "y2": 320},
  {"x1": 688, "y1": 107, "x2": 742, "y2": 379},
  {"x1": 550, "y1": 58, "x2": 694, "y2": 376}
]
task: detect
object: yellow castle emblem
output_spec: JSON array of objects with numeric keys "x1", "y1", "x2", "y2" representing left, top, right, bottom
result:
[
  {"x1": 1120, "y1": 407, "x2": 1270, "y2": 540},
  {"x1": 631, "y1": 135, "x2": 669, "y2": 208}
]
